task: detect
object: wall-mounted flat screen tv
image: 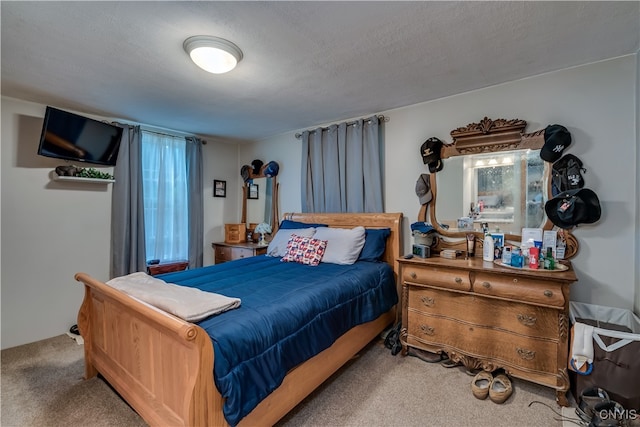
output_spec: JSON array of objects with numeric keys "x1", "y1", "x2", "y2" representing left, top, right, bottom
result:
[{"x1": 37, "y1": 106, "x2": 123, "y2": 166}]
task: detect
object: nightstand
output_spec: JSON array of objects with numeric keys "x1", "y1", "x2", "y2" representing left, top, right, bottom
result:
[
  {"x1": 212, "y1": 241, "x2": 268, "y2": 264},
  {"x1": 147, "y1": 260, "x2": 189, "y2": 276}
]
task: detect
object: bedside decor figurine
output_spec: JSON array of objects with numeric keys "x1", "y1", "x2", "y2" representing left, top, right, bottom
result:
[{"x1": 255, "y1": 222, "x2": 272, "y2": 246}]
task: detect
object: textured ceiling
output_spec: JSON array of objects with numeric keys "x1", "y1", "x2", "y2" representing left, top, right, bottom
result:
[{"x1": 2, "y1": 1, "x2": 639, "y2": 142}]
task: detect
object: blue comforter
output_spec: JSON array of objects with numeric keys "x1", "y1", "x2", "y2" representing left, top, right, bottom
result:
[{"x1": 158, "y1": 255, "x2": 397, "y2": 425}]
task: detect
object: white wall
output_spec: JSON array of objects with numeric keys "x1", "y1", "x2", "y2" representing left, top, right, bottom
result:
[
  {"x1": 254, "y1": 55, "x2": 638, "y2": 312},
  {"x1": 0, "y1": 97, "x2": 240, "y2": 349}
]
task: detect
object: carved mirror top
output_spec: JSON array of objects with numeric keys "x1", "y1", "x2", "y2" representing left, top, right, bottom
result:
[
  {"x1": 426, "y1": 117, "x2": 578, "y2": 259},
  {"x1": 443, "y1": 117, "x2": 544, "y2": 158}
]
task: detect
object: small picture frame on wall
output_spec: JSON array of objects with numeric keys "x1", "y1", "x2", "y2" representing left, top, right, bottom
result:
[
  {"x1": 248, "y1": 183, "x2": 259, "y2": 199},
  {"x1": 214, "y1": 180, "x2": 226, "y2": 198}
]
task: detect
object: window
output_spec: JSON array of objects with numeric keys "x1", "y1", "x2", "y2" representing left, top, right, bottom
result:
[{"x1": 141, "y1": 131, "x2": 188, "y2": 262}]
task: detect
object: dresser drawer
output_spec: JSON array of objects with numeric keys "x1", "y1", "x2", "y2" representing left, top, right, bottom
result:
[
  {"x1": 406, "y1": 312, "x2": 558, "y2": 373},
  {"x1": 215, "y1": 245, "x2": 233, "y2": 262},
  {"x1": 473, "y1": 272, "x2": 565, "y2": 307},
  {"x1": 215, "y1": 246, "x2": 253, "y2": 262},
  {"x1": 231, "y1": 247, "x2": 256, "y2": 259},
  {"x1": 402, "y1": 266, "x2": 471, "y2": 291},
  {"x1": 406, "y1": 286, "x2": 560, "y2": 340},
  {"x1": 214, "y1": 243, "x2": 266, "y2": 264}
]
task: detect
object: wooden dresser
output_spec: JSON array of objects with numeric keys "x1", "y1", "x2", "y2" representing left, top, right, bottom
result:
[
  {"x1": 398, "y1": 256, "x2": 577, "y2": 405},
  {"x1": 212, "y1": 241, "x2": 268, "y2": 264}
]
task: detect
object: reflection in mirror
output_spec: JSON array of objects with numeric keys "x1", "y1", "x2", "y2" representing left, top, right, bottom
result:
[
  {"x1": 246, "y1": 178, "x2": 274, "y2": 226},
  {"x1": 472, "y1": 150, "x2": 544, "y2": 232},
  {"x1": 436, "y1": 149, "x2": 546, "y2": 234}
]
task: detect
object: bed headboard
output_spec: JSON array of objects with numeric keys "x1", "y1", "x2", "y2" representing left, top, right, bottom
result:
[{"x1": 281, "y1": 212, "x2": 403, "y2": 274}]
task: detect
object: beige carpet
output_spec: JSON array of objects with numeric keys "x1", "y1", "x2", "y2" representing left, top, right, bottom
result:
[{"x1": 1, "y1": 334, "x2": 581, "y2": 427}]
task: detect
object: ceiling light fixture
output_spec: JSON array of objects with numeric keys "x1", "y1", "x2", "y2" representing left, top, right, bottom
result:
[{"x1": 183, "y1": 36, "x2": 243, "y2": 74}]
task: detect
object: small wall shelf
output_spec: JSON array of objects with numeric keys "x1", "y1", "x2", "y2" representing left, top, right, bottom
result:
[{"x1": 53, "y1": 175, "x2": 115, "y2": 184}]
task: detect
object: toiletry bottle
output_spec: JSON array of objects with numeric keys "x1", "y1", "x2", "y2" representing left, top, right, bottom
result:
[
  {"x1": 466, "y1": 233, "x2": 476, "y2": 258},
  {"x1": 544, "y1": 247, "x2": 555, "y2": 270},
  {"x1": 556, "y1": 239, "x2": 566, "y2": 260},
  {"x1": 502, "y1": 246, "x2": 512, "y2": 265},
  {"x1": 483, "y1": 232, "x2": 494, "y2": 262},
  {"x1": 511, "y1": 247, "x2": 523, "y2": 268},
  {"x1": 529, "y1": 247, "x2": 540, "y2": 269}
]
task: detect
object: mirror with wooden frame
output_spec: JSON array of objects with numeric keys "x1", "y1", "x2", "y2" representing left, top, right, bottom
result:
[
  {"x1": 422, "y1": 117, "x2": 578, "y2": 258},
  {"x1": 241, "y1": 161, "x2": 280, "y2": 238}
]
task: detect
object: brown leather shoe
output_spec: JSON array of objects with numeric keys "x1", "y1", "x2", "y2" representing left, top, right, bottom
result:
[
  {"x1": 471, "y1": 371, "x2": 493, "y2": 400},
  {"x1": 489, "y1": 373, "x2": 513, "y2": 404}
]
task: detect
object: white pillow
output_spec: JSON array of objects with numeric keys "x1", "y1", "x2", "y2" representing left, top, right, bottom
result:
[
  {"x1": 266, "y1": 228, "x2": 317, "y2": 257},
  {"x1": 312, "y1": 226, "x2": 366, "y2": 265}
]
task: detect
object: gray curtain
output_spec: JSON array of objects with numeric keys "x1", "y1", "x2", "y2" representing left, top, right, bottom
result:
[
  {"x1": 301, "y1": 115, "x2": 383, "y2": 213},
  {"x1": 185, "y1": 137, "x2": 204, "y2": 268},
  {"x1": 110, "y1": 125, "x2": 146, "y2": 278}
]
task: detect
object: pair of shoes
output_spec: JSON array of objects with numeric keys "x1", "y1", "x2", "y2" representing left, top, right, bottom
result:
[
  {"x1": 440, "y1": 358, "x2": 460, "y2": 368},
  {"x1": 588, "y1": 400, "x2": 627, "y2": 427},
  {"x1": 408, "y1": 348, "x2": 446, "y2": 363},
  {"x1": 471, "y1": 371, "x2": 493, "y2": 399},
  {"x1": 576, "y1": 387, "x2": 610, "y2": 423},
  {"x1": 576, "y1": 388, "x2": 633, "y2": 427},
  {"x1": 465, "y1": 368, "x2": 481, "y2": 377},
  {"x1": 471, "y1": 371, "x2": 513, "y2": 404}
]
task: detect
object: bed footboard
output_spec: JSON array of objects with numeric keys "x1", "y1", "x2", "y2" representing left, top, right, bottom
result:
[{"x1": 75, "y1": 272, "x2": 224, "y2": 427}]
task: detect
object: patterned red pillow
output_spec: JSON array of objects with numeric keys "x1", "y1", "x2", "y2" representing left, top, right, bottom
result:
[{"x1": 281, "y1": 234, "x2": 327, "y2": 266}]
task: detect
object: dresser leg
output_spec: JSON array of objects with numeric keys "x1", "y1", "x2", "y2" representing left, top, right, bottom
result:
[{"x1": 556, "y1": 390, "x2": 569, "y2": 407}]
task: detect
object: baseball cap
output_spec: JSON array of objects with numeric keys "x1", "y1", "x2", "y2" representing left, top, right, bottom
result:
[
  {"x1": 264, "y1": 161, "x2": 279, "y2": 177},
  {"x1": 415, "y1": 173, "x2": 432, "y2": 205},
  {"x1": 540, "y1": 125, "x2": 572, "y2": 162},
  {"x1": 420, "y1": 137, "x2": 443, "y2": 165},
  {"x1": 240, "y1": 165, "x2": 251, "y2": 183},
  {"x1": 552, "y1": 154, "x2": 586, "y2": 197},
  {"x1": 251, "y1": 159, "x2": 264, "y2": 175},
  {"x1": 428, "y1": 159, "x2": 443, "y2": 173},
  {"x1": 544, "y1": 188, "x2": 601, "y2": 229}
]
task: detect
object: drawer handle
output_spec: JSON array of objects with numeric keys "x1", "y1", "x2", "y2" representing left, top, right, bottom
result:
[
  {"x1": 544, "y1": 290, "x2": 553, "y2": 297},
  {"x1": 455, "y1": 277, "x2": 463, "y2": 284},
  {"x1": 421, "y1": 296, "x2": 435, "y2": 307},
  {"x1": 410, "y1": 272, "x2": 417, "y2": 279},
  {"x1": 420, "y1": 325, "x2": 435, "y2": 336},
  {"x1": 482, "y1": 281, "x2": 491, "y2": 289},
  {"x1": 517, "y1": 348, "x2": 536, "y2": 360},
  {"x1": 517, "y1": 314, "x2": 537, "y2": 327}
]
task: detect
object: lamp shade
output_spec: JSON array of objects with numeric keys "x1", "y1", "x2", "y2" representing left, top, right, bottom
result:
[
  {"x1": 183, "y1": 36, "x2": 243, "y2": 74},
  {"x1": 255, "y1": 222, "x2": 272, "y2": 235}
]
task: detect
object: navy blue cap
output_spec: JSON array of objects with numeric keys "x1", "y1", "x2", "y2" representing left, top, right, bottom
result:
[{"x1": 264, "y1": 161, "x2": 279, "y2": 177}]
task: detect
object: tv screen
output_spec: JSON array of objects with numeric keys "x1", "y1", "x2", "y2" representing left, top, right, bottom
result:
[{"x1": 37, "y1": 106, "x2": 123, "y2": 166}]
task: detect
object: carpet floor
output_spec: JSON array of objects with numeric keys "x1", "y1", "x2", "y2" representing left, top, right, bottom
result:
[{"x1": 1, "y1": 334, "x2": 581, "y2": 426}]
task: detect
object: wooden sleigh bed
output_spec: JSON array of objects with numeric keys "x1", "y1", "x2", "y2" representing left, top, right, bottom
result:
[{"x1": 75, "y1": 212, "x2": 403, "y2": 427}]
